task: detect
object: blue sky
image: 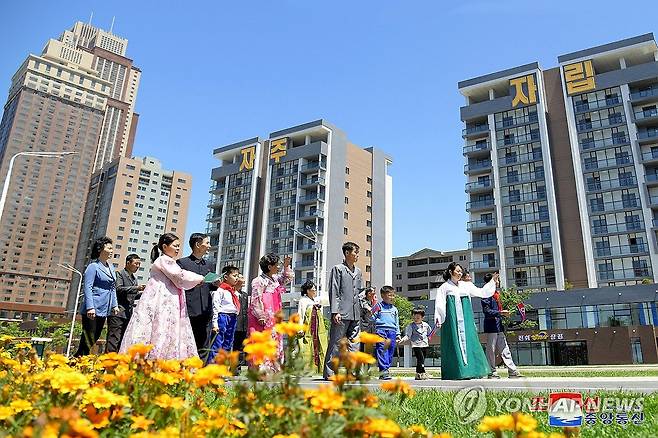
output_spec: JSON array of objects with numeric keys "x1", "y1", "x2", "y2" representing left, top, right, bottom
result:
[{"x1": 1, "y1": 0, "x2": 657, "y2": 257}]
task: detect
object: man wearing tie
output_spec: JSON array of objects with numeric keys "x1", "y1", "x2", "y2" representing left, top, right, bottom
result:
[{"x1": 106, "y1": 254, "x2": 145, "y2": 352}]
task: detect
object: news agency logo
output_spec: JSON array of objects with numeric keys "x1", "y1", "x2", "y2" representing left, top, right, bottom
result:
[{"x1": 548, "y1": 393, "x2": 583, "y2": 427}]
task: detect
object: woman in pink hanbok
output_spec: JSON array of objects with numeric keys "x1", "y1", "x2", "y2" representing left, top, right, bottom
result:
[
  {"x1": 120, "y1": 233, "x2": 205, "y2": 360},
  {"x1": 248, "y1": 253, "x2": 293, "y2": 372}
]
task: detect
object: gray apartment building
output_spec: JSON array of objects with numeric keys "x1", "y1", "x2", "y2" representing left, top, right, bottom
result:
[
  {"x1": 460, "y1": 33, "x2": 658, "y2": 291},
  {"x1": 207, "y1": 119, "x2": 393, "y2": 310}
]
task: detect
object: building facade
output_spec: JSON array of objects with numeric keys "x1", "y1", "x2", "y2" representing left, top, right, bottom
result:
[
  {"x1": 460, "y1": 33, "x2": 658, "y2": 291},
  {"x1": 73, "y1": 156, "x2": 191, "y2": 291},
  {"x1": 392, "y1": 248, "x2": 469, "y2": 301},
  {"x1": 207, "y1": 120, "x2": 393, "y2": 311}
]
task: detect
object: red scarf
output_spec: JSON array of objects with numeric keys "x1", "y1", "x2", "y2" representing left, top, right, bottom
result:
[
  {"x1": 493, "y1": 290, "x2": 503, "y2": 312},
  {"x1": 220, "y1": 282, "x2": 240, "y2": 312}
]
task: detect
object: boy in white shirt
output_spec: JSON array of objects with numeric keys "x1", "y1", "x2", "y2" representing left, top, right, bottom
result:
[{"x1": 206, "y1": 265, "x2": 242, "y2": 365}]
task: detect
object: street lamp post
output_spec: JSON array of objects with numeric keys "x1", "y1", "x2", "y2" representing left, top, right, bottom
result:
[
  {"x1": 0, "y1": 151, "x2": 76, "y2": 223},
  {"x1": 58, "y1": 263, "x2": 83, "y2": 358},
  {"x1": 292, "y1": 225, "x2": 326, "y2": 305}
]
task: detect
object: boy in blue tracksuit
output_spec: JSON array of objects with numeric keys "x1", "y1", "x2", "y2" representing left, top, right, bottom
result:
[{"x1": 372, "y1": 286, "x2": 400, "y2": 380}]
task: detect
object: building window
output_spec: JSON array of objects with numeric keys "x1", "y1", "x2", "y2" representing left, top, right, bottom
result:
[
  {"x1": 396, "y1": 262, "x2": 402, "y2": 268},
  {"x1": 345, "y1": 167, "x2": 350, "y2": 175},
  {"x1": 367, "y1": 191, "x2": 372, "y2": 198},
  {"x1": 344, "y1": 197, "x2": 349, "y2": 204},
  {"x1": 366, "y1": 250, "x2": 371, "y2": 256},
  {"x1": 344, "y1": 227, "x2": 348, "y2": 235},
  {"x1": 366, "y1": 235, "x2": 372, "y2": 242},
  {"x1": 367, "y1": 205, "x2": 372, "y2": 213},
  {"x1": 345, "y1": 182, "x2": 350, "y2": 189},
  {"x1": 367, "y1": 177, "x2": 372, "y2": 184},
  {"x1": 365, "y1": 265, "x2": 371, "y2": 273},
  {"x1": 344, "y1": 212, "x2": 349, "y2": 220},
  {"x1": 366, "y1": 220, "x2": 372, "y2": 227}
]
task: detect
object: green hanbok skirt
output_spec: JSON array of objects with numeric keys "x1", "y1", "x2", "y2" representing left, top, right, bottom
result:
[
  {"x1": 298, "y1": 305, "x2": 328, "y2": 374},
  {"x1": 440, "y1": 295, "x2": 490, "y2": 380}
]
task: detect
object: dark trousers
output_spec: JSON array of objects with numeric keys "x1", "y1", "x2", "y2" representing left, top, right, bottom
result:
[
  {"x1": 413, "y1": 347, "x2": 428, "y2": 373},
  {"x1": 189, "y1": 314, "x2": 212, "y2": 359},
  {"x1": 323, "y1": 319, "x2": 360, "y2": 379},
  {"x1": 206, "y1": 313, "x2": 238, "y2": 365},
  {"x1": 105, "y1": 315, "x2": 130, "y2": 353},
  {"x1": 374, "y1": 328, "x2": 397, "y2": 372},
  {"x1": 75, "y1": 314, "x2": 106, "y2": 357}
]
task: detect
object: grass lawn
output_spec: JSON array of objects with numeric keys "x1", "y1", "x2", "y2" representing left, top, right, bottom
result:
[
  {"x1": 390, "y1": 369, "x2": 658, "y2": 378},
  {"x1": 379, "y1": 389, "x2": 657, "y2": 438}
]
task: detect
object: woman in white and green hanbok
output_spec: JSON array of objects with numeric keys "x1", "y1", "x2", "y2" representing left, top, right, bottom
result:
[
  {"x1": 433, "y1": 263, "x2": 498, "y2": 380},
  {"x1": 297, "y1": 280, "x2": 327, "y2": 374}
]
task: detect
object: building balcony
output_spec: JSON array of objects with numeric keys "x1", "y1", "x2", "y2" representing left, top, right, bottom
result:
[
  {"x1": 271, "y1": 182, "x2": 298, "y2": 192},
  {"x1": 300, "y1": 176, "x2": 325, "y2": 187},
  {"x1": 630, "y1": 87, "x2": 658, "y2": 104},
  {"x1": 580, "y1": 135, "x2": 629, "y2": 152},
  {"x1": 296, "y1": 242, "x2": 318, "y2": 254},
  {"x1": 576, "y1": 116, "x2": 625, "y2": 133},
  {"x1": 301, "y1": 162, "x2": 326, "y2": 173},
  {"x1": 464, "y1": 160, "x2": 492, "y2": 175},
  {"x1": 641, "y1": 150, "x2": 658, "y2": 164},
  {"x1": 597, "y1": 268, "x2": 652, "y2": 282},
  {"x1": 497, "y1": 131, "x2": 541, "y2": 148},
  {"x1": 500, "y1": 170, "x2": 545, "y2": 186},
  {"x1": 298, "y1": 209, "x2": 324, "y2": 219},
  {"x1": 495, "y1": 112, "x2": 539, "y2": 130},
  {"x1": 468, "y1": 239, "x2": 498, "y2": 250},
  {"x1": 648, "y1": 196, "x2": 658, "y2": 209},
  {"x1": 466, "y1": 199, "x2": 495, "y2": 212},
  {"x1": 466, "y1": 217, "x2": 496, "y2": 231},
  {"x1": 221, "y1": 252, "x2": 245, "y2": 262},
  {"x1": 501, "y1": 151, "x2": 543, "y2": 166},
  {"x1": 503, "y1": 211, "x2": 550, "y2": 225},
  {"x1": 589, "y1": 198, "x2": 640, "y2": 214},
  {"x1": 207, "y1": 196, "x2": 224, "y2": 207},
  {"x1": 227, "y1": 207, "x2": 250, "y2": 218},
  {"x1": 273, "y1": 166, "x2": 299, "y2": 178},
  {"x1": 462, "y1": 124, "x2": 490, "y2": 139},
  {"x1": 465, "y1": 180, "x2": 493, "y2": 193},
  {"x1": 271, "y1": 197, "x2": 297, "y2": 208},
  {"x1": 586, "y1": 177, "x2": 637, "y2": 193},
  {"x1": 209, "y1": 182, "x2": 226, "y2": 193},
  {"x1": 633, "y1": 107, "x2": 658, "y2": 125},
  {"x1": 224, "y1": 237, "x2": 247, "y2": 246},
  {"x1": 269, "y1": 229, "x2": 295, "y2": 239},
  {"x1": 228, "y1": 192, "x2": 251, "y2": 202},
  {"x1": 638, "y1": 129, "x2": 658, "y2": 144},
  {"x1": 226, "y1": 222, "x2": 248, "y2": 231},
  {"x1": 646, "y1": 173, "x2": 658, "y2": 187},
  {"x1": 463, "y1": 142, "x2": 491, "y2": 156},
  {"x1": 582, "y1": 156, "x2": 633, "y2": 172},
  {"x1": 591, "y1": 221, "x2": 644, "y2": 236},
  {"x1": 501, "y1": 191, "x2": 547, "y2": 205},
  {"x1": 508, "y1": 276, "x2": 557, "y2": 289},
  {"x1": 469, "y1": 259, "x2": 499, "y2": 271},
  {"x1": 503, "y1": 232, "x2": 551, "y2": 246},
  {"x1": 593, "y1": 243, "x2": 650, "y2": 258},
  {"x1": 506, "y1": 254, "x2": 553, "y2": 267},
  {"x1": 270, "y1": 213, "x2": 296, "y2": 224},
  {"x1": 574, "y1": 95, "x2": 622, "y2": 113},
  {"x1": 299, "y1": 193, "x2": 324, "y2": 205},
  {"x1": 207, "y1": 213, "x2": 222, "y2": 222},
  {"x1": 297, "y1": 259, "x2": 316, "y2": 268}
]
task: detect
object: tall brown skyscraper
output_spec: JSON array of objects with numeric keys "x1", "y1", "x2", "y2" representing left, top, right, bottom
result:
[{"x1": 0, "y1": 22, "x2": 140, "y2": 320}]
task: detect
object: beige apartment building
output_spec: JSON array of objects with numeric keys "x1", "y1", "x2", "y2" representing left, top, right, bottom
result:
[
  {"x1": 73, "y1": 156, "x2": 191, "y2": 294},
  {"x1": 0, "y1": 21, "x2": 140, "y2": 320}
]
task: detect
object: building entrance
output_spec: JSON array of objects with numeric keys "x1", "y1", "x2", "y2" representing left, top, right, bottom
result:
[{"x1": 549, "y1": 341, "x2": 588, "y2": 366}]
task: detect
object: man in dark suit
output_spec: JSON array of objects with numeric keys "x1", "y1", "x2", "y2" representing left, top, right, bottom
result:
[
  {"x1": 481, "y1": 272, "x2": 522, "y2": 379},
  {"x1": 106, "y1": 253, "x2": 145, "y2": 352},
  {"x1": 177, "y1": 233, "x2": 218, "y2": 359}
]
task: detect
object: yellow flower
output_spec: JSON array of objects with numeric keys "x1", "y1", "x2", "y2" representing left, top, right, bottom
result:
[
  {"x1": 156, "y1": 359, "x2": 182, "y2": 373},
  {"x1": 272, "y1": 435, "x2": 300, "y2": 438},
  {"x1": 50, "y1": 369, "x2": 91, "y2": 394},
  {"x1": 274, "y1": 320, "x2": 306, "y2": 337},
  {"x1": 361, "y1": 418, "x2": 402, "y2": 438},
  {"x1": 182, "y1": 356, "x2": 204, "y2": 369},
  {"x1": 477, "y1": 414, "x2": 515, "y2": 432},
  {"x1": 14, "y1": 341, "x2": 33, "y2": 349},
  {"x1": 243, "y1": 330, "x2": 278, "y2": 366},
  {"x1": 0, "y1": 335, "x2": 15, "y2": 342},
  {"x1": 46, "y1": 353, "x2": 69, "y2": 368},
  {"x1": 150, "y1": 371, "x2": 179, "y2": 386},
  {"x1": 192, "y1": 364, "x2": 231, "y2": 386},
  {"x1": 329, "y1": 374, "x2": 356, "y2": 386},
  {"x1": 348, "y1": 351, "x2": 376, "y2": 365},
  {"x1": 304, "y1": 385, "x2": 345, "y2": 414},
  {"x1": 514, "y1": 412, "x2": 538, "y2": 432},
  {"x1": 82, "y1": 387, "x2": 129, "y2": 409},
  {"x1": 131, "y1": 415, "x2": 154, "y2": 430},
  {"x1": 0, "y1": 406, "x2": 14, "y2": 420},
  {"x1": 113, "y1": 364, "x2": 134, "y2": 384},
  {"x1": 154, "y1": 394, "x2": 186, "y2": 410},
  {"x1": 127, "y1": 343, "x2": 154, "y2": 359},
  {"x1": 68, "y1": 418, "x2": 99, "y2": 438},
  {"x1": 10, "y1": 399, "x2": 33, "y2": 413},
  {"x1": 357, "y1": 332, "x2": 386, "y2": 344},
  {"x1": 84, "y1": 405, "x2": 110, "y2": 429},
  {"x1": 380, "y1": 379, "x2": 415, "y2": 397},
  {"x1": 407, "y1": 425, "x2": 428, "y2": 436}
]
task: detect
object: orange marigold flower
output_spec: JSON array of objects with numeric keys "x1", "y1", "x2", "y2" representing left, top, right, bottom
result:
[
  {"x1": 243, "y1": 330, "x2": 278, "y2": 366},
  {"x1": 272, "y1": 434, "x2": 300, "y2": 438},
  {"x1": 361, "y1": 418, "x2": 402, "y2": 438},
  {"x1": 46, "y1": 353, "x2": 69, "y2": 368},
  {"x1": 50, "y1": 370, "x2": 90, "y2": 394},
  {"x1": 126, "y1": 344, "x2": 153, "y2": 359},
  {"x1": 10, "y1": 399, "x2": 33, "y2": 413},
  {"x1": 67, "y1": 418, "x2": 99, "y2": 438},
  {"x1": 363, "y1": 393, "x2": 380, "y2": 408},
  {"x1": 150, "y1": 371, "x2": 179, "y2": 386},
  {"x1": 154, "y1": 394, "x2": 186, "y2": 410},
  {"x1": 477, "y1": 414, "x2": 515, "y2": 433},
  {"x1": 84, "y1": 405, "x2": 110, "y2": 429},
  {"x1": 289, "y1": 313, "x2": 301, "y2": 324},
  {"x1": 182, "y1": 356, "x2": 204, "y2": 369},
  {"x1": 329, "y1": 374, "x2": 355, "y2": 386},
  {"x1": 304, "y1": 385, "x2": 345, "y2": 414},
  {"x1": 357, "y1": 332, "x2": 386, "y2": 344},
  {"x1": 130, "y1": 415, "x2": 154, "y2": 430},
  {"x1": 213, "y1": 350, "x2": 240, "y2": 369},
  {"x1": 192, "y1": 364, "x2": 231, "y2": 386},
  {"x1": 274, "y1": 321, "x2": 306, "y2": 337},
  {"x1": 514, "y1": 412, "x2": 538, "y2": 432},
  {"x1": 380, "y1": 379, "x2": 415, "y2": 397},
  {"x1": 156, "y1": 359, "x2": 182, "y2": 373},
  {"x1": 348, "y1": 351, "x2": 376, "y2": 365},
  {"x1": 82, "y1": 387, "x2": 129, "y2": 409}
]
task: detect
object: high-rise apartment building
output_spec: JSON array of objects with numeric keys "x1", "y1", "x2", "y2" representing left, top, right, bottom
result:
[
  {"x1": 460, "y1": 33, "x2": 658, "y2": 291},
  {"x1": 0, "y1": 21, "x2": 140, "y2": 320},
  {"x1": 74, "y1": 156, "x2": 191, "y2": 291},
  {"x1": 207, "y1": 120, "x2": 393, "y2": 308}
]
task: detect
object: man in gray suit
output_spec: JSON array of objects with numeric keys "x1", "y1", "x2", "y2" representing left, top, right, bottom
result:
[
  {"x1": 106, "y1": 254, "x2": 145, "y2": 352},
  {"x1": 323, "y1": 242, "x2": 363, "y2": 380}
]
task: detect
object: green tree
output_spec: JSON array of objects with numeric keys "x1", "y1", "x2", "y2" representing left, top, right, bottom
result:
[
  {"x1": 393, "y1": 295, "x2": 414, "y2": 331},
  {"x1": 0, "y1": 322, "x2": 30, "y2": 338},
  {"x1": 499, "y1": 286, "x2": 537, "y2": 330}
]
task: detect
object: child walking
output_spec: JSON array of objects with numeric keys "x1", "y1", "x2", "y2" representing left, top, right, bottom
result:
[
  {"x1": 372, "y1": 286, "x2": 400, "y2": 380},
  {"x1": 400, "y1": 308, "x2": 432, "y2": 380},
  {"x1": 206, "y1": 265, "x2": 243, "y2": 365}
]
